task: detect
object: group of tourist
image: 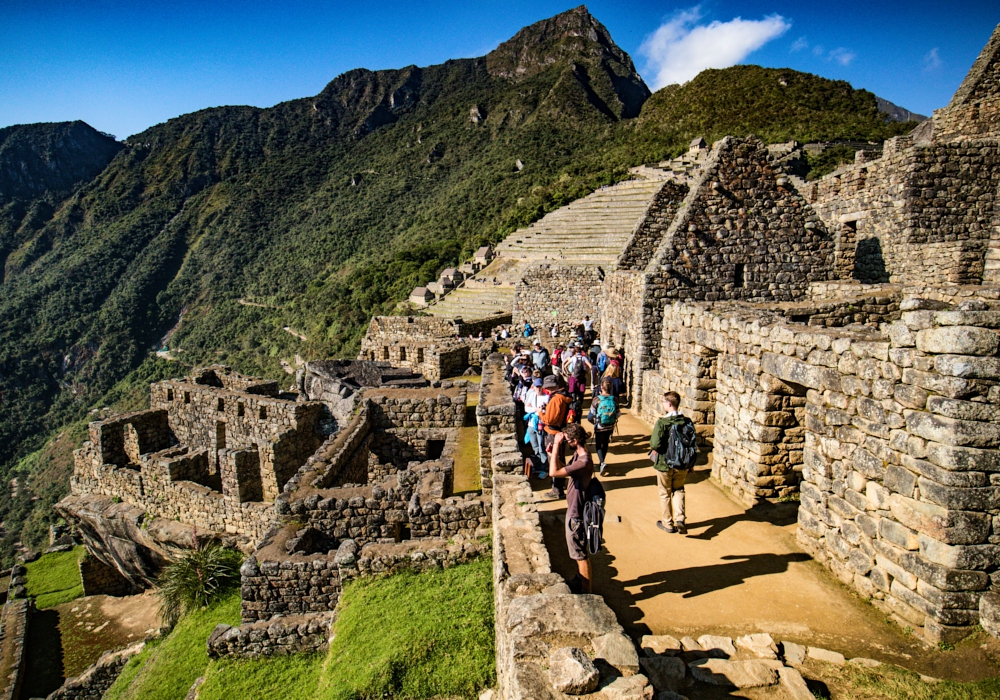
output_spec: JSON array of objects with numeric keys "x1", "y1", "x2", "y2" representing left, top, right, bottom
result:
[
  {"x1": 495, "y1": 315, "x2": 599, "y2": 345},
  {"x1": 502, "y1": 322, "x2": 700, "y2": 595}
]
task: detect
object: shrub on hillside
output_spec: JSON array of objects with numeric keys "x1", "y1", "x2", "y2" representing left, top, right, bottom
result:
[{"x1": 156, "y1": 542, "x2": 242, "y2": 626}]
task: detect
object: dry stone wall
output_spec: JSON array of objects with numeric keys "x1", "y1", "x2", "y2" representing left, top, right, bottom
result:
[
  {"x1": 477, "y1": 356, "x2": 517, "y2": 493},
  {"x1": 44, "y1": 641, "x2": 145, "y2": 700},
  {"x1": 616, "y1": 181, "x2": 688, "y2": 271},
  {"x1": 810, "y1": 136, "x2": 1000, "y2": 286},
  {"x1": 512, "y1": 264, "x2": 603, "y2": 333},
  {"x1": 601, "y1": 137, "x2": 836, "y2": 411},
  {"x1": 0, "y1": 599, "x2": 29, "y2": 700},
  {"x1": 360, "y1": 315, "x2": 507, "y2": 380},
  {"x1": 645, "y1": 296, "x2": 1000, "y2": 643},
  {"x1": 79, "y1": 556, "x2": 138, "y2": 597}
]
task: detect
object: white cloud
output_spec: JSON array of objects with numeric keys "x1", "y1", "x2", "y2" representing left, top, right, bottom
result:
[
  {"x1": 923, "y1": 47, "x2": 942, "y2": 71},
  {"x1": 791, "y1": 37, "x2": 808, "y2": 52},
  {"x1": 812, "y1": 44, "x2": 825, "y2": 57},
  {"x1": 828, "y1": 47, "x2": 856, "y2": 66},
  {"x1": 639, "y1": 7, "x2": 791, "y2": 89}
]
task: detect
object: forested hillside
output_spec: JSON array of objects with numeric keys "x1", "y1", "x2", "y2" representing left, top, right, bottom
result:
[{"x1": 0, "y1": 6, "x2": 916, "y2": 562}]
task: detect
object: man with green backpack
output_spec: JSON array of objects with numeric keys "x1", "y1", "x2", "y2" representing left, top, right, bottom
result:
[{"x1": 649, "y1": 390, "x2": 698, "y2": 534}]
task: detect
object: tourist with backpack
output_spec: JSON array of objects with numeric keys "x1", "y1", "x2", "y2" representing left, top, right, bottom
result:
[
  {"x1": 602, "y1": 361, "x2": 626, "y2": 401},
  {"x1": 563, "y1": 345, "x2": 592, "y2": 411},
  {"x1": 548, "y1": 423, "x2": 596, "y2": 593},
  {"x1": 595, "y1": 345, "x2": 611, "y2": 375},
  {"x1": 649, "y1": 391, "x2": 698, "y2": 535},
  {"x1": 531, "y1": 341, "x2": 550, "y2": 373},
  {"x1": 539, "y1": 375, "x2": 571, "y2": 499},
  {"x1": 523, "y1": 371, "x2": 549, "y2": 478},
  {"x1": 587, "y1": 378, "x2": 619, "y2": 475}
]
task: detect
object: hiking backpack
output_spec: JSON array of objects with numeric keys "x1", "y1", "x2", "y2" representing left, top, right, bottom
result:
[
  {"x1": 583, "y1": 476, "x2": 606, "y2": 555},
  {"x1": 594, "y1": 395, "x2": 618, "y2": 429},
  {"x1": 665, "y1": 418, "x2": 699, "y2": 470}
]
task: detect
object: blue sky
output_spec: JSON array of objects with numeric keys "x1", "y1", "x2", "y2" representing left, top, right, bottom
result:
[{"x1": 1, "y1": 1, "x2": 996, "y2": 139}]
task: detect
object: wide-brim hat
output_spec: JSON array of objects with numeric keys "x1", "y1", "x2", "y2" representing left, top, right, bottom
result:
[
  {"x1": 606, "y1": 348, "x2": 619, "y2": 358},
  {"x1": 542, "y1": 375, "x2": 560, "y2": 390}
]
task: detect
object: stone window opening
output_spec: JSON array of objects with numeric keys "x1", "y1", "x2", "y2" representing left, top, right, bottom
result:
[
  {"x1": 426, "y1": 439, "x2": 446, "y2": 460},
  {"x1": 217, "y1": 398, "x2": 225, "y2": 412},
  {"x1": 853, "y1": 236, "x2": 889, "y2": 284},
  {"x1": 393, "y1": 523, "x2": 411, "y2": 542},
  {"x1": 237, "y1": 402, "x2": 245, "y2": 418},
  {"x1": 399, "y1": 347, "x2": 407, "y2": 362},
  {"x1": 259, "y1": 406, "x2": 267, "y2": 420},
  {"x1": 416, "y1": 348, "x2": 424, "y2": 364},
  {"x1": 184, "y1": 391, "x2": 191, "y2": 404},
  {"x1": 790, "y1": 314, "x2": 810, "y2": 324},
  {"x1": 383, "y1": 346, "x2": 390, "y2": 360},
  {"x1": 734, "y1": 263, "x2": 745, "y2": 289},
  {"x1": 166, "y1": 388, "x2": 174, "y2": 402},
  {"x1": 216, "y1": 422, "x2": 227, "y2": 450}
]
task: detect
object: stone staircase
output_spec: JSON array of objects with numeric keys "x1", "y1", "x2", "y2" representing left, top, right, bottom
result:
[{"x1": 424, "y1": 174, "x2": 668, "y2": 319}]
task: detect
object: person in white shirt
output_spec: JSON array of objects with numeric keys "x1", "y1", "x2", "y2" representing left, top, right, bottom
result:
[{"x1": 523, "y1": 371, "x2": 550, "y2": 477}]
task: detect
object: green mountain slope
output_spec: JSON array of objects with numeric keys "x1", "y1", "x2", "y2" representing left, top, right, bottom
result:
[
  {"x1": 0, "y1": 6, "x2": 916, "y2": 562},
  {"x1": 634, "y1": 64, "x2": 915, "y2": 146}
]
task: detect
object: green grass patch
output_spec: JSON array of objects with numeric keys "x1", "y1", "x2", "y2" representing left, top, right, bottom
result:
[
  {"x1": 198, "y1": 653, "x2": 325, "y2": 700},
  {"x1": 104, "y1": 589, "x2": 241, "y2": 700},
  {"x1": 24, "y1": 546, "x2": 85, "y2": 608},
  {"x1": 196, "y1": 558, "x2": 494, "y2": 700},
  {"x1": 318, "y1": 557, "x2": 494, "y2": 700},
  {"x1": 841, "y1": 663, "x2": 1000, "y2": 700}
]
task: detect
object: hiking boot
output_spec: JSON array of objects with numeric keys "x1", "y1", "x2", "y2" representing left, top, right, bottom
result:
[
  {"x1": 598, "y1": 462, "x2": 607, "y2": 475},
  {"x1": 656, "y1": 520, "x2": 676, "y2": 534},
  {"x1": 676, "y1": 522, "x2": 688, "y2": 535},
  {"x1": 542, "y1": 488, "x2": 563, "y2": 500}
]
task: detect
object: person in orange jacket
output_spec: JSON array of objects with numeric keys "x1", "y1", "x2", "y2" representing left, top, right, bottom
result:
[{"x1": 539, "y1": 374, "x2": 571, "y2": 499}]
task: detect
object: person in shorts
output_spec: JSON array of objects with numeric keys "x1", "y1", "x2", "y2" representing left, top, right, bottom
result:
[{"x1": 549, "y1": 422, "x2": 595, "y2": 593}]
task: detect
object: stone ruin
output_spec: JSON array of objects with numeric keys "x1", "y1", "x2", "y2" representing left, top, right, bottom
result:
[
  {"x1": 57, "y1": 362, "x2": 490, "y2": 659},
  {"x1": 358, "y1": 313, "x2": 506, "y2": 380},
  {"x1": 44, "y1": 20, "x2": 1000, "y2": 699},
  {"x1": 298, "y1": 358, "x2": 427, "y2": 424},
  {"x1": 595, "y1": 24, "x2": 1000, "y2": 645},
  {"x1": 388, "y1": 24, "x2": 1000, "y2": 648},
  {"x1": 58, "y1": 366, "x2": 327, "y2": 590}
]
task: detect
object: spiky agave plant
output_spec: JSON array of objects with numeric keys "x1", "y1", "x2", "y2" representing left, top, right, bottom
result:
[{"x1": 156, "y1": 542, "x2": 242, "y2": 626}]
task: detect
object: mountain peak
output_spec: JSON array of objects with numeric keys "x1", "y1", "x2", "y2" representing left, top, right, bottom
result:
[
  {"x1": 486, "y1": 6, "x2": 631, "y2": 80},
  {"x1": 485, "y1": 6, "x2": 649, "y2": 118}
]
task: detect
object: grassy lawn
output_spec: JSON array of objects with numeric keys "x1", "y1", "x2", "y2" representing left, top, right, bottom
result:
[
  {"x1": 104, "y1": 590, "x2": 241, "y2": 700},
  {"x1": 24, "y1": 546, "x2": 85, "y2": 608},
  {"x1": 198, "y1": 558, "x2": 495, "y2": 700},
  {"x1": 810, "y1": 662, "x2": 1000, "y2": 700},
  {"x1": 198, "y1": 653, "x2": 325, "y2": 700}
]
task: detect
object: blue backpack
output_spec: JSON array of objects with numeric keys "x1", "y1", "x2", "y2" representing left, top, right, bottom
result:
[{"x1": 594, "y1": 395, "x2": 618, "y2": 429}]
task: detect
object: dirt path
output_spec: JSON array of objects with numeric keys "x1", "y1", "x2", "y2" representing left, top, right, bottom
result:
[{"x1": 534, "y1": 408, "x2": 1000, "y2": 682}]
